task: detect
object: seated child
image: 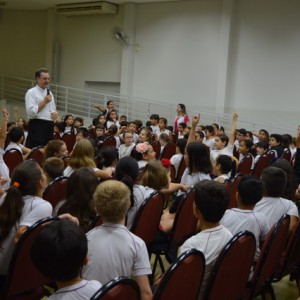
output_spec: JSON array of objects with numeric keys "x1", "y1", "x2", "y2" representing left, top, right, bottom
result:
[
  {"x1": 31, "y1": 219, "x2": 102, "y2": 299},
  {"x1": 119, "y1": 131, "x2": 136, "y2": 159},
  {"x1": 170, "y1": 138, "x2": 187, "y2": 177},
  {"x1": 220, "y1": 175, "x2": 270, "y2": 260},
  {"x1": 159, "y1": 133, "x2": 170, "y2": 158},
  {"x1": 82, "y1": 180, "x2": 152, "y2": 300},
  {"x1": 268, "y1": 133, "x2": 284, "y2": 158},
  {"x1": 6, "y1": 126, "x2": 31, "y2": 158},
  {"x1": 254, "y1": 166, "x2": 299, "y2": 232},
  {"x1": 43, "y1": 157, "x2": 64, "y2": 184},
  {"x1": 254, "y1": 140, "x2": 269, "y2": 165},
  {"x1": 213, "y1": 155, "x2": 233, "y2": 183},
  {"x1": 179, "y1": 180, "x2": 232, "y2": 299}
]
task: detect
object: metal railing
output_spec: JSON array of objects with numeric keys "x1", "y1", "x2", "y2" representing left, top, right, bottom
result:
[{"x1": 0, "y1": 74, "x2": 295, "y2": 135}]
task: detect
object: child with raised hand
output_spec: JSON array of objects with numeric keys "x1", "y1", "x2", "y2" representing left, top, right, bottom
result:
[
  {"x1": 31, "y1": 219, "x2": 102, "y2": 299},
  {"x1": 82, "y1": 180, "x2": 152, "y2": 300}
]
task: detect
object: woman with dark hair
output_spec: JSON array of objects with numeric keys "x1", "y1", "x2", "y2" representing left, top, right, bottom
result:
[
  {"x1": 115, "y1": 157, "x2": 147, "y2": 229},
  {"x1": 56, "y1": 168, "x2": 98, "y2": 232},
  {"x1": 174, "y1": 103, "x2": 189, "y2": 132}
]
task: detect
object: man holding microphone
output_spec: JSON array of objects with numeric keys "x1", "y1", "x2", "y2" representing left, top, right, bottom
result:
[{"x1": 25, "y1": 68, "x2": 58, "y2": 148}]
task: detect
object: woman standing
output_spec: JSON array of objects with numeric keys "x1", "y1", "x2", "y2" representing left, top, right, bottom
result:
[{"x1": 174, "y1": 103, "x2": 189, "y2": 132}]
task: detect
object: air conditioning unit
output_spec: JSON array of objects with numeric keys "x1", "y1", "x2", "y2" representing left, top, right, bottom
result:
[{"x1": 55, "y1": 1, "x2": 118, "y2": 16}]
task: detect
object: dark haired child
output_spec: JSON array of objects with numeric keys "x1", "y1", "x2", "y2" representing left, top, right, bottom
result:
[
  {"x1": 177, "y1": 122, "x2": 187, "y2": 139},
  {"x1": 150, "y1": 114, "x2": 160, "y2": 136},
  {"x1": 62, "y1": 114, "x2": 77, "y2": 135},
  {"x1": 119, "y1": 131, "x2": 136, "y2": 159},
  {"x1": 254, "y1": 166, "x2": 299, "y2": 232},
  {"x1": 31, "y1": 220, "x2": 102, "y2": 299},
  {"x1": 180, "y1": 180, "x2": 232, "y2": 299},
  {"x1": 82, "y1": 180, "x2": 152, "y2": 300},
  {"x1": 95, "y1": 124, "x2": 106, "y2": 147},
  {"x1": 195, "y1": 130, "x2": 205, "y2": 143},
  {"x1": 156, "y1": 117, "x2": 170, "y2": 140},
  {"x1": 6, "y1": 126, "x2": 31, "y2": 158},
  {"x1": 203, "y1": 125, "x2": 215, "y2": 151},
  {"x1": 170, "y1": 138, "x2": 187, "y2": 177},
  {"x1": 268, "y1": 133, "x2": 284, "y2": 158},
  {"x1": 238, "y1": 139, "x2": 255, "y2": 170},
  {"x1": 254, "y1": 140, "x2": 269, "y2": 165},
  {"x1": 93, "y1": 100, "x2": 115, "y2": 117},
  {"x1": 43, "y1": 157, "x2": 64, "y2": 184},
  {"x1": 213, "y1": 155, "x2": 234, "y2": 183},
  {"x1": 220, "y1": 175, "x2": 270, "y2": 260}
]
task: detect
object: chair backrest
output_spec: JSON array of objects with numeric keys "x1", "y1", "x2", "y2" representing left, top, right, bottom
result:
[
  {"x1": 61, "y1": 132, "x2": 76, "y2": 152},
  {"x1": 101, "y1": 136, "x2": 117, "y2": 148},
  {"x1": 166, "y1": 188, "x2": 198, "y2": 262},
  {"x1": 252, "y1": 153, "x2": 269, "y2": 178},
  {"x1": 151, "y1": 140, "x2": 161, "y2": 160},
  {"x1": 3, "y1": 148, "x2": 23, "y2": 176},
  {"x1": 281, "y1": 148, "x2": 292, "y2": 162},
  {"x1": 88, "y1": 214, "x2": 104, "y2": 231},
  {"x1": 227, "y1": 174, "x2": 242, "y2": 209},
  {"x1": 90, "y1": 276, "x2": 141, "y2": 300},
  {"x1": 237, "y1": 154, "x2": 253, "y2": 175},
  {"x1": 205, "y1": 230, "x2": 256, "y2": 300},
  {"x1": 3, "y1": 217, "x2": 58, "y2": 298},
  {"x1": 131, "y1": 191, "x2": 165, "y2": 245},
  {"x1": 274, "y1": 219, "x2": 300, "y2": 280},
  {"x1": 153, "y1": 249, "x2": 205, "y2": 300},
  {"x1": 160, "y1": 142, "x2": 176, "y2": 160},
  {"x1": 52, "y1": 132, "x2": 61, "y2": 140},
  {"x1": 175, "y1": 157, "x2": 186, "y2": 183},
  {"x1": 170, "y1": 164, "x2": 176, "y2": 183},
  {"x1": 250, "y1": 214, "x2": 290, "y2": 298},
  {"x1": 42, "y1": 176, "x2": 69, "y2": 208},
  {"x1": 26, "y1": 146, "x2": 46, "y2": 166}
]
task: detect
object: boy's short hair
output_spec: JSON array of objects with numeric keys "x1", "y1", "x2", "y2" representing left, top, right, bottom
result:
[
  {"x1": 237, "y1": 175, "x2": 263, "y2": 205},
  {"x1": 237, "y1": 128, "x2": 247, "y2": 136},
  {"x1": 8, "y1": 126, "x2": 24, "y2": 142},
  {"x1": 178, "y1": 122, "x2": 187, "y2": 129},
  {"x1": 159, "y1": 133, "x2": 170, "y2": 142},
  {"x1": 270, "y1": 134, "x2": 283, "y2": 144},
  {"x1": 159, "y1": 117, "x2": 168, "y2": 125},
  {"x1": 30, "y1": 220, "x2": 87, "y2": 282},
  {"x1": 43, "y1": 157, "x2": 64, "y2": 180},
  {"x1": 216, "y1": 155, "x2": 233, "y2": 174},
  {"x1": 150, "y1": 114, "x2": 159, "y2": 120},
  {"x1": 256, "y1": 141, "x2": 269, "y2": 150},
  {"x1": 93, "y1": 180, "x2": 130, "y2": 222},
  {"x1": 261, "y1": 166, "x2": 287, "y2": 197},
  {"x1": 96, "y1": 124, "x2": 105, "y2": 130},
  {"x1": 194, "y1": 180, "x2": 229, "y2": 223}
]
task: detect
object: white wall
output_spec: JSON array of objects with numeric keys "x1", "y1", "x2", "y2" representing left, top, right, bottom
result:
[
  {"x1": 1, "y1": 0, "x2": 300, "y2": 129},
  {"x1": 0, "y1": 10, "x2": 47, "y2": 78}
]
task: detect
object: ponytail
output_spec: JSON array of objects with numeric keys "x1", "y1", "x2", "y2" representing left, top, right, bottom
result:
[{"x1": 0, "y1": 186, "x2": 24, "y2": 246}]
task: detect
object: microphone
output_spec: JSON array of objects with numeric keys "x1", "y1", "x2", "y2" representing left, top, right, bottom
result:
[{"x1": 46, "y1": 86, "x2": 50, "y2": 95}]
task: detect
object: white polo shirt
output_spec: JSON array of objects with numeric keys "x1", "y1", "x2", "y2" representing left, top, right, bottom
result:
[
  {"x1": 180, "y1": 225, "x2": 232, "y2": 300},
  {"x1": 83, "y1": 223, "x2": 151, "y2": 284},
  {"x1": 220, "y1": 208, "x2": 270, "y2": 260}
]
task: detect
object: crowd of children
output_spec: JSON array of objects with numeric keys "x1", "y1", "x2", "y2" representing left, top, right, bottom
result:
[{"x1": 0, "y1": 102, "x2": 299, "y2": 299}]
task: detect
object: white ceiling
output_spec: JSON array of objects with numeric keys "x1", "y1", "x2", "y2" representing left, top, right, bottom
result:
[{"x1": 1, "y1": 0, "x2": 182, "y2": 10}]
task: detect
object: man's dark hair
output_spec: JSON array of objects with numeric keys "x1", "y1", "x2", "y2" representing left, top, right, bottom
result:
[
  {"x1": 31, "y1": 220, "x2": 87, "y2": 282},
  {"x1": 238, "y1": 175, "x2": 263, "y2": 205},
  {"x1": 261, "y1": 166, "x2": 287, "y2": 197},
  {"x1": 194, "y1": 180, "x2": 229, "y2": 223},
  {"x1": 35, "y1": 68, "x2": 49, "y2": 79}
]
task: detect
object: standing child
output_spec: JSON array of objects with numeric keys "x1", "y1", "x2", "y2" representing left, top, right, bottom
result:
[{"x1": 149, "y1": 114, "x2": 160, "y2": 136}]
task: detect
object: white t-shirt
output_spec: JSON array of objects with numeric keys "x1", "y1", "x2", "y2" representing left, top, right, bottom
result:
[
  {"x1": 203, "y1": 138, "x2": 215, "y2": 151},
  {"x1": 126, "y1": 185, "x2": 147, "y2": 230},
  {"x1": 220, "y1": 208, "x2": 270, "y2": 260},
  {"x1": 210, "y1": 143, "x2": 234, "y2": 164},
  {"x1": 0, "y1": 147, "x2": 10, "y2": 189},
  {"x1": 0, "y1": 195, "x2": 52, "y2": 275},
  {"x1": 178, "y1": 168, "x2": 211, "y2": 196},
  {"x1": 49, "y1": 279, "x2": 102, "y2": 300},
  {"x1": 180, "y1": 225, "x2": 232, "y2": 300},
  {"x1": 118, "y1": 143, "x2": 136, "y2": 159},
  {"x1": 5, "y1": 142, "x2": 24, "y2": 154},
  {"x1": 83, "y1": 223, "x2": 151, "y2": 284},
  {"x1": 170, "y1": 153, "x2": 183, "y2": 176},
  {"x1": 254, "y1": 196, "x2": 299, "y2": 227}
]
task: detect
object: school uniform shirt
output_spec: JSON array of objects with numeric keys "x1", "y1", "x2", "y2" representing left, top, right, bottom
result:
[
  {"x1": 254, "y1": 196, "x2": 299, "y2": 227},
  {"x1": 5, "y1": 142, "x2": 24, "y2": 154},
  {"x1": 0, "y1": 148, "x2": 10, "y2": 190},
  {"x1": 150, "y1": 125, "x2": 160, "y2": 136},
  {"x1": 220, "y1": 208, "x2": 270, "y2": 260},
  {"x1": 0, "y1": 195, "x2": 52, "y2": 275},
  {"x1": 155, "y1": 129, "x2": 171, "y2": 140},
  {"x1": 177, "y1": 168, "x2": 211, "y2": 196},
  {"x1": 118, "y1": 143, "x2": 136, "y2": 159},
  {"x1": 83, "y1": 223, "x2": 152, "y2": 284},
  {"x1": 126, "y1": 185, "x2": 147, "y2": 230},
  {"x1": 180, "y1": 225, "x2": 232, "y2": 300},
  {"x1": 210, "y1": 143, "x2": 234, "y2": 164},
  {"x1": 48, "y1": 279, "x2": 102, "y2": 300},
  {"x1": 170, "y1": 153, "x2": 183, "y2": 176}
]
